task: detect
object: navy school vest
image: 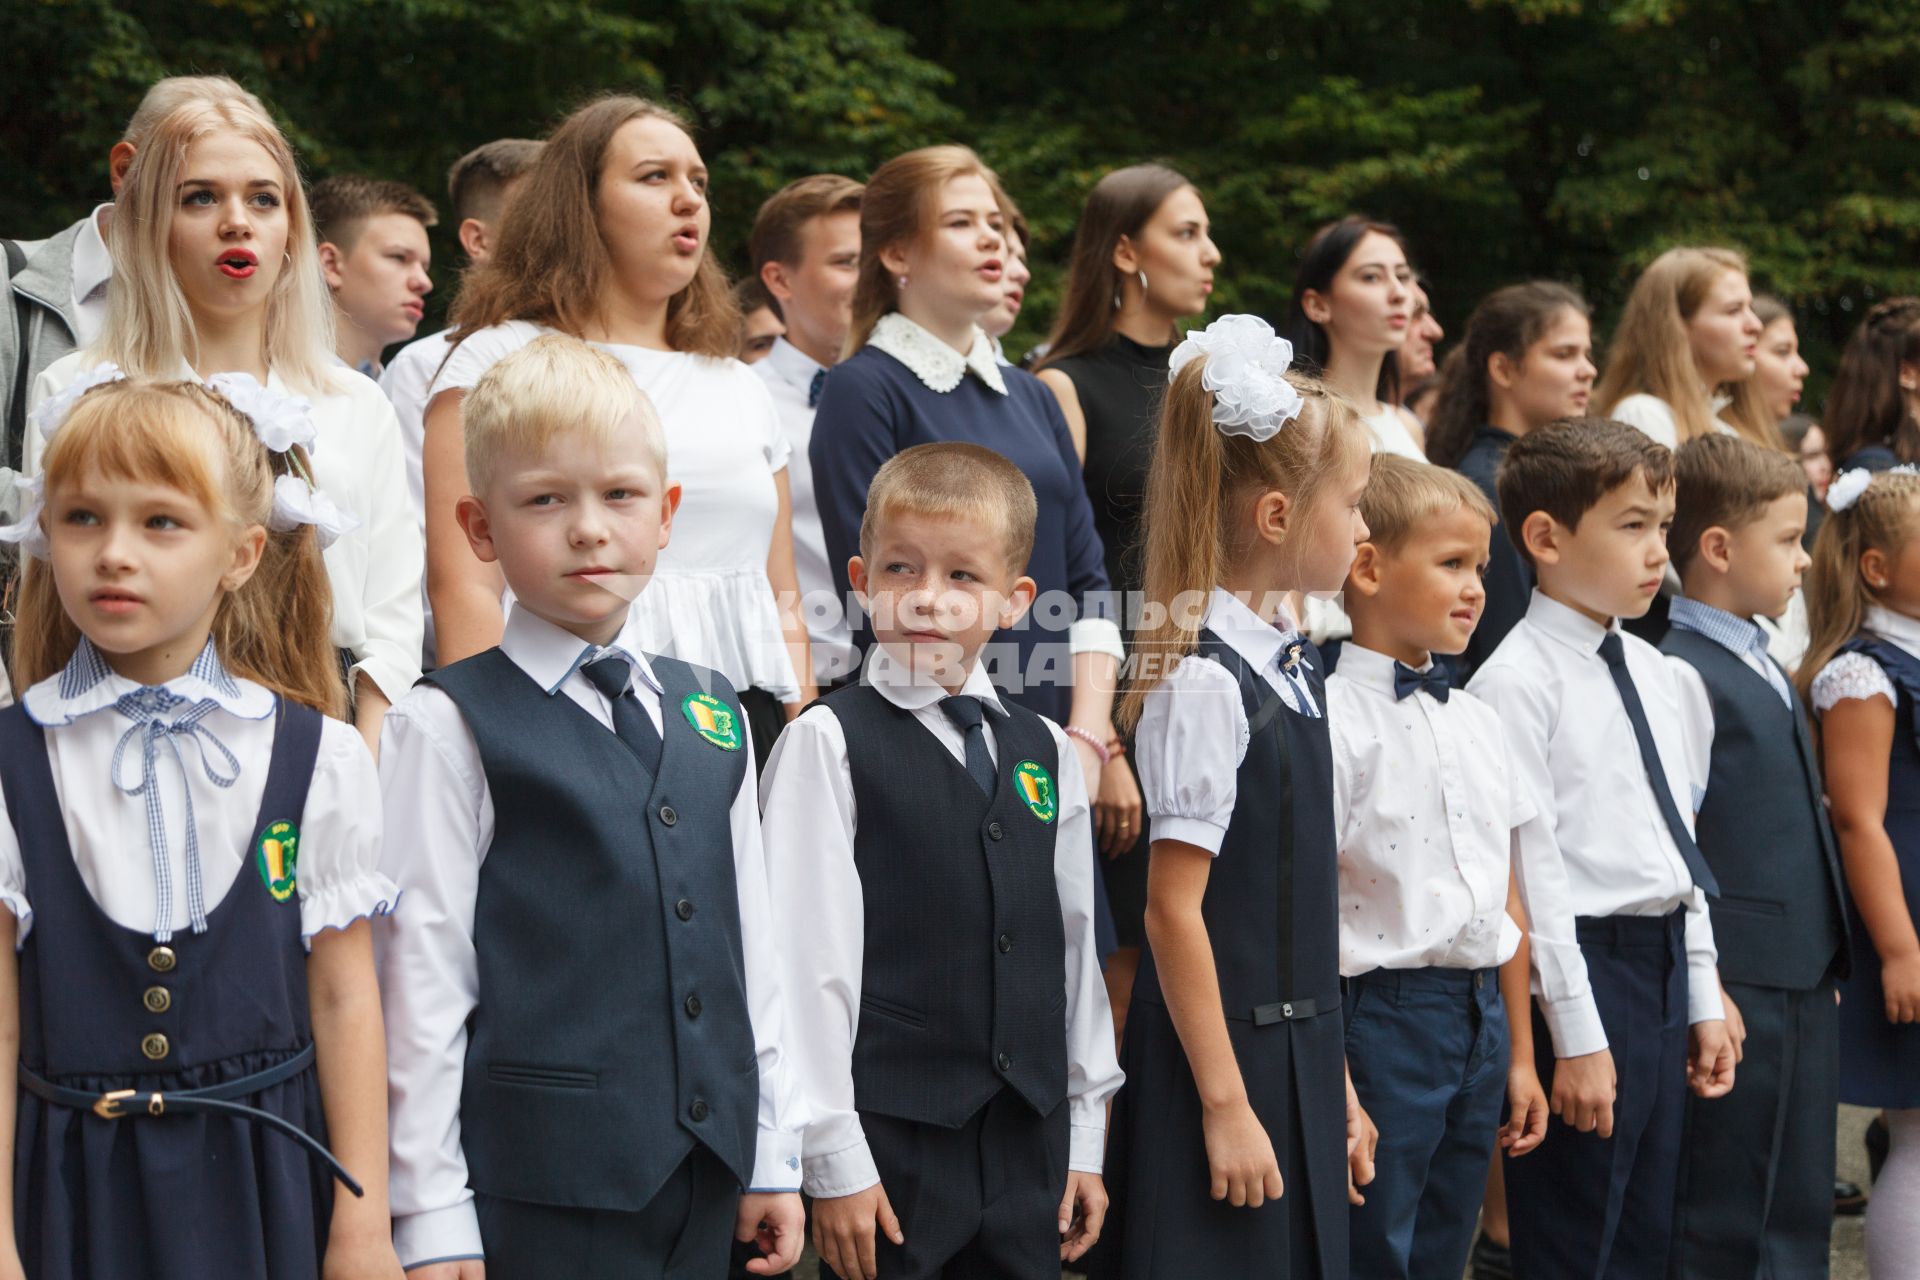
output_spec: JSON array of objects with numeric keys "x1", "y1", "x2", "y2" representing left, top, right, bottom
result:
[
  {"x1": 0, "y1": 699, "x2": 322, "y2": 1082},
  {"x1": 1134, "y1": 631, "x2": 1341, "y2": 1020},
  {"x1": 822, "y1": 683, "x2": 1069, "y2": 1127},
  {"x1": 1660, "y1": 629, "x2": 1849, "y2": 988},
  {"x1": 423, "y1": 649, "x2": 759, "y2": 1210}
]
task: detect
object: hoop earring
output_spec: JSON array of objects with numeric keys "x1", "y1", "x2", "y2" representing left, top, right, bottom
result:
[
  {"x1": 283, "y1": 251, "x2": 292, "y2": 267},
  {"x1": 1138, "y1": 270, "x2": 1149, "y2": 297}
]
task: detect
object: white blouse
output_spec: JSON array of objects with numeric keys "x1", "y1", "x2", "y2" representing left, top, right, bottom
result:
[
  {"x1": 30, "y1": 355, "x2": 425, "y2": 706},
  {"x1": 1136, "y1": 588, "x2": 1320, "y2": 855},
  {"x1": 1811, "y1": 604, "x2": 1920, "y2": 713},
  {"x1": 1607, "y1": 391, "x2": 1738, "y2": 451},
  {"x1": 0, "y1": 641, "x2": 395, "y2": 945},
  {"x1": 1360, "y1": 403, "x2": 1426, "y2": 460},
  {"x1": 431, "y1": 321, "x2": 801, "y2": 700}
]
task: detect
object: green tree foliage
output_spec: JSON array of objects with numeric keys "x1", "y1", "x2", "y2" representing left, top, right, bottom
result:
[{"x1": 5, "y1": 0, "x2": 1919, "y2": 384}]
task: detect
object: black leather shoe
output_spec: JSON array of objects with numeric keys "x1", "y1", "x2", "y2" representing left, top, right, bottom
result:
[
  {"x1": 1835, "y1": 1178, "x2": 1869, "y2": 1216},
  {"x1": 1470, "y1": 1232, "x2": 1514, "y2": 1280}
]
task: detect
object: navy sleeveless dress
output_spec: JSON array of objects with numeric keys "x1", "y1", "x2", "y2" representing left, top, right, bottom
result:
[
  {"x1": 1098, "y1": 632, "x2": 1349, "y2": 1280},
  {"x1": 1832, "y1": 637, "x2": 1920, "y2": 1109},
  {"x1": 0, "y1": 700, "x2": 333, "y2": 1280}
]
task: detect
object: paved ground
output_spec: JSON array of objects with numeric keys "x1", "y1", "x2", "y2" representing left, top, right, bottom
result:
[{"x1": 791, "y1": 1104, "x2": 1879, "y2": 1278}]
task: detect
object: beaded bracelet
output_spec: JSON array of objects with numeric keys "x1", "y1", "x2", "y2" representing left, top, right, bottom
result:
[{"x1": 1063, "y1": 725, "x2": 1112, "y2": 766}]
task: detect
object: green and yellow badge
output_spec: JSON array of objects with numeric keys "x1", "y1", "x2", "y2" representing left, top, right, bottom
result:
[
  {"x1": 256, "y1": 821, "x2": 299, "y2": 903},
  {"x1": 681, "y1": 692, "x2": 742, "y2": 751},
  {"x1": 1012, "y1": 760, "x2": 1057, "y2": 824}
]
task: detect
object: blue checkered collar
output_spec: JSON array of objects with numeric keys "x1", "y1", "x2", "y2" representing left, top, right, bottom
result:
[
  {"x1": 1667, "y1": 597, "x2": 1771, "y2": 663},
  {"x1": 22, "y1": 637, "x2": 273, "y2": 728}
]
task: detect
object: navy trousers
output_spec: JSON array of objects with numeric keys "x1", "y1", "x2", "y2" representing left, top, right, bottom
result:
[
  {"x1": 1506, "y1": 912, "x2": 1689, "y2": 1280},
  {"x1": 1344, "y1": 966, "x2": 1509, "y2": 1280},
  {"x1": 1670, "y1": 979, "x2": 1839, "y2": 1279},
  {"x1": 476, "y1": 1148, "x2": 739, "y2": 1280},
  {"x1": 861, "y1": 1087, "x2": 1069, "y2": 1280}
]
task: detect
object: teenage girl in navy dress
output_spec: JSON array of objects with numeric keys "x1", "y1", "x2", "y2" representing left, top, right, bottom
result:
[
  {"x1": 1098, "y1": 316, "x2": 1376, "y2": 1280},
  {"x1": 1799, "y1": 466, "x2": 1920, "y2": 1275},
  {"x1": 0, "y1": 375, "x2": 401, "y2": 1279}
]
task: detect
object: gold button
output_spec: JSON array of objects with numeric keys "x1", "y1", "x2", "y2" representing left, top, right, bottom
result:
[
  {"x1": 140, "y1": 1033, "x2": 170, "y2": 1061},
  {"x1": 146, "y1": 946, "x2": 176, "y2": 973},
  {"x1": 142, "y1": 986, "x2": 171, "y2": 1014}
]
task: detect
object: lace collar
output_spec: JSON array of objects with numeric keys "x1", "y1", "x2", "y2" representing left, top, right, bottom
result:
[
  {"x1": 23, "y1": 638, "x2": 273, "y2": 727},
  {"x1": 868, "y1": 312, "x2": 1007, "y2": 396}
]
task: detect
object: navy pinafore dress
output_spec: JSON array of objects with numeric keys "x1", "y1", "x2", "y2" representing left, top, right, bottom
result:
[
  {"x1": 1099, "y1": 632, "x2": 1349, "y2": 1280},
  {"x1": 0, "y1": 699, "x2": 333, "y2": 1280},
  {"x1": 1832, "y1": 637, "x2": 1920, "y2": 1109}
]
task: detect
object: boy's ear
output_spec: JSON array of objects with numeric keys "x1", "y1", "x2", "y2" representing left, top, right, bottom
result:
[
  {"x1": 1520, "y1": 510, "x2": 1564, "y2": 567},
  {"x1": 761, "y1": 258, "x2": 795, "y2": 306},
  {"x1": 455, "y1": 494, "x2": 499, "y2": 564},
  {"x1": 457, "y1": 217, "x2": 493, "y2": 264},
  {"x1": 847, "y1": 554, "x2": 871, "y2": 609},
  {"x1": 656, "y1": 480, "x2": 683, "y2": 550},
  {"x1": 1346, "y1": 541, "x2": 1385, "y2": 597},
  {"x1": 998, "y1": 574, "x2": 1039, "y2": 629},
  {"x1": 317, "y1": 241, "x2": 347, "y2": 292},
  {"x1": 1696, "y1": 524, "x2": 1734, "y2": 576}
]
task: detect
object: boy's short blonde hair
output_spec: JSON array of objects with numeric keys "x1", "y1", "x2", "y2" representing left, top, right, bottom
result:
[
  {"x1": 859, "y1": 442, "x2": 1037, "y2": 573},
  {"x1": 462, "y1": 334, "x2": 665, "y2": 493},
  {"x1": 1360, "y1": 453, "x2": 1496, "y2": 552}
]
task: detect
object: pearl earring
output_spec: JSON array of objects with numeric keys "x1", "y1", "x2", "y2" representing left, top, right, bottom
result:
[{"x1": 897, "y1": 275, "x2": 908, "y2": 292}]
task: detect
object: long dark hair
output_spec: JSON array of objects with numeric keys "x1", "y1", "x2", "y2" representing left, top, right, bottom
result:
[
  {"x1": 1823, "y1": 297, "x2": 1920, "y2": 466},
  {"x1": 1280, "y1": 215, "x2": 1410, "y2": 404},
  {"x1": 1426, "y1": 281, "x2": 1589, "y2": 467},
  {"x1": 1038, "y1": 163, "x2": 1196, "y2": 369}
]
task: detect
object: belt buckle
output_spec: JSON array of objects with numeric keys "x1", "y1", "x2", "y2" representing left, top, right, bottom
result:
[{"x1": 93, "y1": 1089, "x2": 136, "y2": 1119}]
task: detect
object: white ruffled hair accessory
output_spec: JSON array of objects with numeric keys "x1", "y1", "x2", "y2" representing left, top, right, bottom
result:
[
  {"x1": 1828, "y1": 464, "x2": 1920, "y2": 514},
  {"x1": 1167, "y1": 314, "x2": 1305, "y2": 443},
  {"x1": 0, "y1": 365, "x2": 358, "y2": 561}
]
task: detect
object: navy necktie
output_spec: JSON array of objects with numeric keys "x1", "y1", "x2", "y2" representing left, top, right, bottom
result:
[
  {"x1": 808, "y1": 368, "x2": 827, "y2": 409},
  {"x1": 940, "y1": 695, "x2": 997, "y2": 798},
  {"x1": 1598, "y1": 632, "x2": 1720, "y2": 896},
  {"x1": 582, "y1": 654, "x2": 663, "y2": 778},
  {"x1": 1392, "y1": 661, "x2": 1451, "y2": 703}
]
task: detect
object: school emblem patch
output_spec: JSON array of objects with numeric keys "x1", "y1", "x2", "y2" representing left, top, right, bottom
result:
[
  {"x1": 680, "y1": 692, "x2": 742, "y2": 751},
  {"x1": 1012, "y1": 760, "x2": 1056, "y2": 824},
  {"x1": 256, "y1": 821, "x2": 298, "y2": 903}
]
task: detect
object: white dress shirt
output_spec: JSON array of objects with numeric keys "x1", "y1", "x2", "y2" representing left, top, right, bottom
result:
[
  {"x1": 376, "y1": 327, "x2": 451, "y2": 536},
  {"x1": 1137, "y1": 588, "x2": 1321, "y2": 857},
  {"x1": 1469, "y1": 590, "x2": 1722, "y2": 1059},
  {"x1": 375, "y1": 606, "x2": 807, "y2": 1268},
  {"x1": 433, "y1": 321, "x2": 803, "y2": 699},
  {"x1": 0, "y1": 639, "x2": 394, "y2": 944},
  {"x1": 31, "y1": 356, "x2": 425, "y2": 706},
  {"x1": 754, "y1": 337, "x2": 856, "y2": 685},
  {"x1": 1327, "y1": 645, "x2": 1533, "y2": 976},
  {"x1": 759, "y1": 646, "x2": 1120, "y2": 1199},
  {"x1": 67, "y1": 205, "x2": 113, "y2": 349}
]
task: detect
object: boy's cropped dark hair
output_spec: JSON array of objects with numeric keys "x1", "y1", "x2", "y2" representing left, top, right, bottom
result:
[
  {"x1": 310, "y1": 174, "x2": 438, "y2": 248},
  {"x1": 1496, "y1": 417, "x2": 1674, "y2": 566},
  {"x1": 1668, "y1": 434, "x2": 1809, "y2": 575},
  {"x1": 447, "y1": 138, "x2": 544, "y2": 228},
  {"x1": 748, "y1": 173, "x2": 864, "y2": 273}
]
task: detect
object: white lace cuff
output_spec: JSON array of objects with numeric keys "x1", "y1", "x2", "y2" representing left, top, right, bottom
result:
[{"x1": 1812, "y1": 652, "x2": 1895, "y2": 714}]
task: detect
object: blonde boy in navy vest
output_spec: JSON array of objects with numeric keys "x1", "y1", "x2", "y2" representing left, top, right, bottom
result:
[
  {"x1": 376, "y1": 334, "x2": 806, "y2": 1279},
  {"x1": 761, "y1": 442, "x2": 1121, "y2": 1280}
]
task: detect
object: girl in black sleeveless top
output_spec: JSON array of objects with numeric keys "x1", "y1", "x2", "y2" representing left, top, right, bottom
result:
[{"x1": 1036, "y1": 165, "x2": 1220, "y2": 1034}]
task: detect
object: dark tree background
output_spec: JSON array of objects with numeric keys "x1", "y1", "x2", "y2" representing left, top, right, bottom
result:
[{"x1": 5, "y1": 0, "x2": 1918, "y2": 393}]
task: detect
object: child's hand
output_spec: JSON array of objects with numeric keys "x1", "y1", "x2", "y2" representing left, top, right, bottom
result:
[
  {"x1": 1095, "y1": 752, "x2": 1143, "y2": 858},
  {"x1": 736, "y1": 1191, "x2": 805, "y2": 1276},
  {"x1": 1057, "y1": 1170, "x2": 1108, "y2": 1262},
  {"x1": 1883, "y1": 952, "x2": 1920, "y2": 1024},
  {"x1": 1501, "y1": 1062, "x2": 1549, "y2": 1157},
  {"x1": 1719, "y1": 982, "x2": 1747, "y2": 1062},
  {"x1": 1344, "y1": 1080, "x2": 1378, "y2": 1206},
  {"x1": 1687, "y1": 1019, "x2": 1737, "y2": 1098},
  {"x1": 1201, "y1": 1098, "x2": 1283, "y2": 1208},
  {"x1": 1550, "y1": 1047, "x2": 1616, "y2": 1138},
  {"x1": 320, "y1": 1226, "x2": 405, "y2": 1280},
  {"x1": 812, "y1": 1182, "x2": 904, "y2": 1280}
]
